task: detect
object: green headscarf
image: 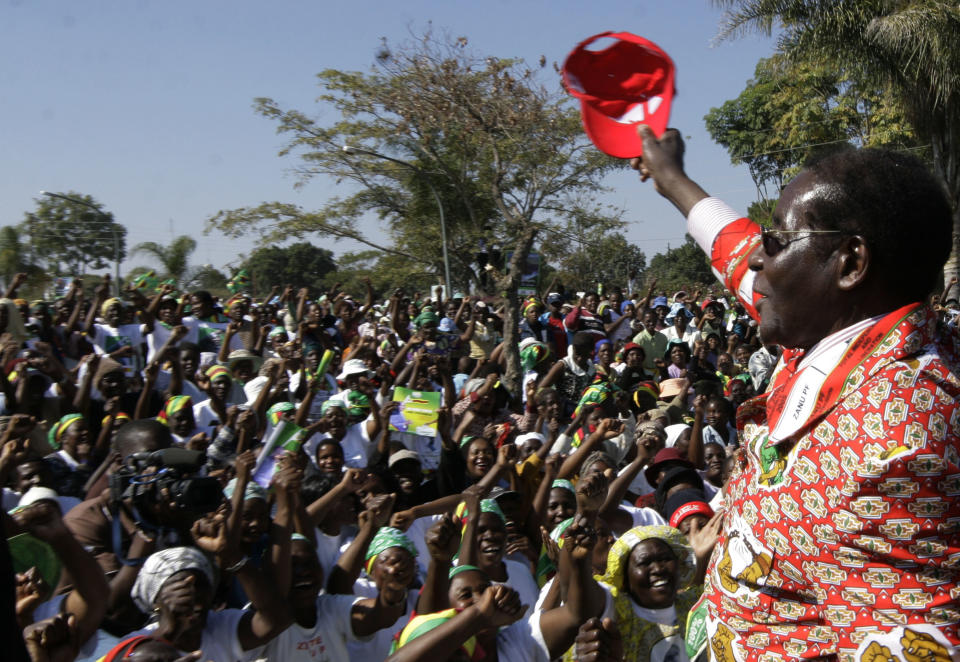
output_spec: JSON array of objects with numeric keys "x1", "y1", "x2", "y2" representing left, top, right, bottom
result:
[
  {"x1": 413, "y1": 308, "x2": 440, "y2": 328},
  {"x1": 320, "y1": 399, "x2": 347, "y2": 417},
  {"x1": 551, "y1": 479, "x2": 576, "y2": 495},
  {"x1": 365, "y1": 526, "x2": 418, "y2": 575},
  {"x1": 520, "y1": 340, "x2": 550, "y2": 372}
]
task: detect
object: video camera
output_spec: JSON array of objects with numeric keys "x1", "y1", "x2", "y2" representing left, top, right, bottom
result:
[{"x1": 109, "y1": 448, "x2": 223, "y2": 523}]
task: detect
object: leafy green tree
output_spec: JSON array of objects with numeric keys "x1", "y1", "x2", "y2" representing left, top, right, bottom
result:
[
  {"x1": 705, "y1": 56, "x2": 916, "y2": 199},
  {"x1": 21, "y1": 192, "x2": 127, "y2": 276},
  {"x1": 207, "y1": 31, "x2": 625, "y2": 396},
  {"x1": 645, "y1": 236, "x2": 715, "y2": 295},
  {"x1": 0, "y1": 226, "x2": 43, "y2": 291},
  {"x1": 548, "y1": 232, "x2": 646, "y2": 293},
  {"x1": 184, "y1": 265, "x2": 230, "y2": 295},
  {"x1": 131, "y1": 235, "x2": 197, "y2": 287},
  {"x1": 241, "y1": 242, "x2": 337, "y2": 297},
  {"x1": 714, "y1": 0, "x2": 960, "y2": 280}
]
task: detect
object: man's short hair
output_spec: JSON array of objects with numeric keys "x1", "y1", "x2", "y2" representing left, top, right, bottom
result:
[
  {"x1": 804, "y1": 148, "x2": 952, "y2": 301},
  {"x1": 115, "y1": 419, "x2": 172, "y2": 458}
]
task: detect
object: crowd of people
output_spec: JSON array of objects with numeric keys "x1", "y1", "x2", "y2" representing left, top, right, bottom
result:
[
  {"x1": 4, "y1": 130, "x2": 960, "y2": 662},
  {"x1": 0, "y1": 261, "x2": 755, "y2": 662}
]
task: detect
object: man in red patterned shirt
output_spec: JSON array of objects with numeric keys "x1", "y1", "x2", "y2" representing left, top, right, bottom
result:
[{"x1": 632, "y1": 125, "x2": 960, "y2": 662}]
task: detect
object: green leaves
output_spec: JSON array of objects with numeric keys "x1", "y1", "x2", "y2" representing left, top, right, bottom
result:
[
  {"x1": 210, "y1": 30, "x2": 625, "y2": 292},
  {"x1": 20, "y1": 191, "x2": 126, "y2": 277}
]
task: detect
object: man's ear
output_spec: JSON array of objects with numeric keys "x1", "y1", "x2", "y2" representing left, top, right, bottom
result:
[{"x1": 836, "y1": 235, "x2": 870, "y2": 291}]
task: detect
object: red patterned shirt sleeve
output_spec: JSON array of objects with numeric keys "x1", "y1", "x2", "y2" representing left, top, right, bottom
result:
[{"x1": 687, "y1": 198, "x2": 763, "y2": 321}]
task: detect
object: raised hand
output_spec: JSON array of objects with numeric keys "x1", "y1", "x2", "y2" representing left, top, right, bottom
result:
[
  {"x1": 358, "y1": 492, "x2": 396, "y2": 529},
  {"x1": 389, "y1": 509, "x2": 416, "y2": 532},
  {"x1": 22, "y1": 612, "x2": 80, "y2": 662},
  {"x1": 425, "y1": 513, "x2": 461, "y2": 562},
  {"x1": 339, "y1": 468, "x2": 369, "y2": 493},
  {"x1": 12, "y1": 500, "x2": 70, "y2": 544},
  {"x1": 575, "y1": 471, "x2": 609, "y2": 518},
  {"x1": 477, "y1": 584, "x2": 525, "y2": 629},
  {"x1": 497, "y1": 442, "x2": 517, "y2": 468},
  {"x1": 190, "y1": 504, "x2": 231, "y2": 560},
  {"x1": 687, "y1": 508, "x2": 724, "y2": 564},
  {"x1": 575, "y1": 617, "x2": 624, "y2": 662}
]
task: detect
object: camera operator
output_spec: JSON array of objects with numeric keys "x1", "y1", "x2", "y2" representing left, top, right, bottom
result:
[{"x1": 63, "y1": 419, "x2": 219, "y2": 635}]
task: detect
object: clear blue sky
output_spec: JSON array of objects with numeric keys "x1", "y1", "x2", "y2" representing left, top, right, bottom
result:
[{"x1": 1, "y1": 0, "x2": 775, "y2": 282}]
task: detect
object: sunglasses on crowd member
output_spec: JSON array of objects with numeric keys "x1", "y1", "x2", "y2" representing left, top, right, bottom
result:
[{"x1": 759, "y1": 227, "x2": 845, "y2": 256}]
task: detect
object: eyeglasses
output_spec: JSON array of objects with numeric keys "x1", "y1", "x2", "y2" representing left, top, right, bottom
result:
[{"x1": 759, "y1": 227, "x2": 845, "y2": 256}]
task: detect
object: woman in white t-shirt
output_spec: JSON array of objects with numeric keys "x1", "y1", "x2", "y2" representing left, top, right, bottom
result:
[{"x1": 128, "y1": 546, "x2": 289, "y2": 661}]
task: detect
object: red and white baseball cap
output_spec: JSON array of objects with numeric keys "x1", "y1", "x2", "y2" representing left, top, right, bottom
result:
[{"x1": 562, "y1": 32, "x2": 676, "y2": 158}]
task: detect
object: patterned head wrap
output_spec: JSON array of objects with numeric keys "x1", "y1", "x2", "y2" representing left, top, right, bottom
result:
[
  {"x1": 268, "y1": 326, "x2": 288, "y2": 340},
  {"x1": 267, "y1": 401, "x2": 295, "y2": 426},
  {"x1": 100, "y1": 297, "x2": 123, "y2": 318},
  {"x1": 413, "y1": 307, "x2": 439, "y2": 328},
  {"x1": 391, "y1": 608, "x2": 479, "y2": 659},
  {"x1": 223, "y1": 477, "x2": 268, "y2": 502},
  {"x1": 47, "y1": 413, "x2": 84, "y2": 449},
  {"x1": 364, "y1": 526, "x2": 418, "y2": 575},
  {"x1": 347, "y1": 390, "x2": 371, "y2": 418},
  {"x1": 479, "y1": 498, "x2": 506, "y2": 523},
  {"x1": 633, "y1": 380, "x2": 660, "y2": 410},
  {"x1": 724, "y1": 372, "x2": 751, "y2": 397},
  {"x1": 519, "y1": 339, "x2": 550, "y2": 372},
  {"x1": 448, "y1": 564, "x2": 484, "y2": 580},
  {"x1": 157, "y1": 395, "x2": 192, "y2": 426},
  {"x1": 521, "y1": 297, "x2": 542, "y2": 315},
  {"x1": 320, "y1": 399, "x2": 347, "y2": 417},
  {"x1": 102, "y1": 411, "x2": 131, "y2": 428},
  {"x1": 226, "y1": 269, "x2": 250, "y2": 295},
  {"x1": 205, "y1": 364, "x2": 232, "y2": 383},
  {"x1": 573, "y1": 376, "x2": 620, "y2": 418},
  {"x1": 132, "y1": 546, "x2": 215, "y2": 613},
  {"x1": 595, "y1": 525, "x2": 698, "y2": 660},
  {"x1": 551, "y1": 479, "x2": 575, "y2": 495},
  {"x1": 600, "y1": 524, "x2": 696, "y2": 602},
  {"x1": 131, "y1": 271, "x2": 159, "y2": 291}
]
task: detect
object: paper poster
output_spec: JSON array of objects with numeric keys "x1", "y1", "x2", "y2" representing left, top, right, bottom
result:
[
  {"x1": 505, "y1": 251, "x2": 540, "y2": 296},
  {"x1": 389, "y1": 387, "x2": 442, "y2": 437},
  {"x1": 252, "y1": 420, "x2": 305, "y2": 488}
]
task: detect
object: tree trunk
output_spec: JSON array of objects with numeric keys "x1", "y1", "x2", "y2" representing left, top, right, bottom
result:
[
  {"x1": 493, "y1": 226, "x2": 537, "y2": 403},
  {"x1": 924, "y1": 103, "x2": 960, "y2": 287}
]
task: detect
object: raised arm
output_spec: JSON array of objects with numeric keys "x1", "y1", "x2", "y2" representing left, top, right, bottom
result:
[
  {"x1": 13, "y1": 501, "x2": 109, "y2": 646},
  {"x1": 4, "y1": 272, "x2": 27, "y2": 300},
  {"x1": 631, "y1": 125, "x2": 709, "y2": 217},
  {"x1": 326, "y1": 493, "x2": 395, "y2": 594}
]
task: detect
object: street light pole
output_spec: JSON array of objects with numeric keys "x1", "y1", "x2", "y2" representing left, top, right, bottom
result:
[
  {"x1": 40, "y1": 191, "x2": 121, "y2": 295},
  {"x1": 341, "y1": 145, "x2": 453, "y2": 299}
]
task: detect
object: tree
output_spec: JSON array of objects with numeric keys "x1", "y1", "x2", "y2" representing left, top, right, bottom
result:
[
  {"x1": 207, "y1": 30, "x2": 626, "y2": 396},
  {"x1": 705, "y1": 56, "x2": 917, "y2": 200},
  {"x1": 714, "y1": 0, "x2": 960, "y2": 281},
  {"x1": 131, "y1": 235, "x2": 197, "y2": 288},
  {"x1": 183, "y1": 264, "x2": 230, "y2": 295},
  {"x1": 645, "y1": 236, "x2": 715, "y2": 295},
  {"x1": 20, "y1": 192, "x2": 127, "y2": 276},
  {"x1": 0, "y1": 226, "x2": 42, "y2": 291},
  {"x1": 240, "y1": 242, "x2": 338, "y2": 297},
  {"x1": 547, "y1": 232, "x2": 646, "y2": 293}
]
